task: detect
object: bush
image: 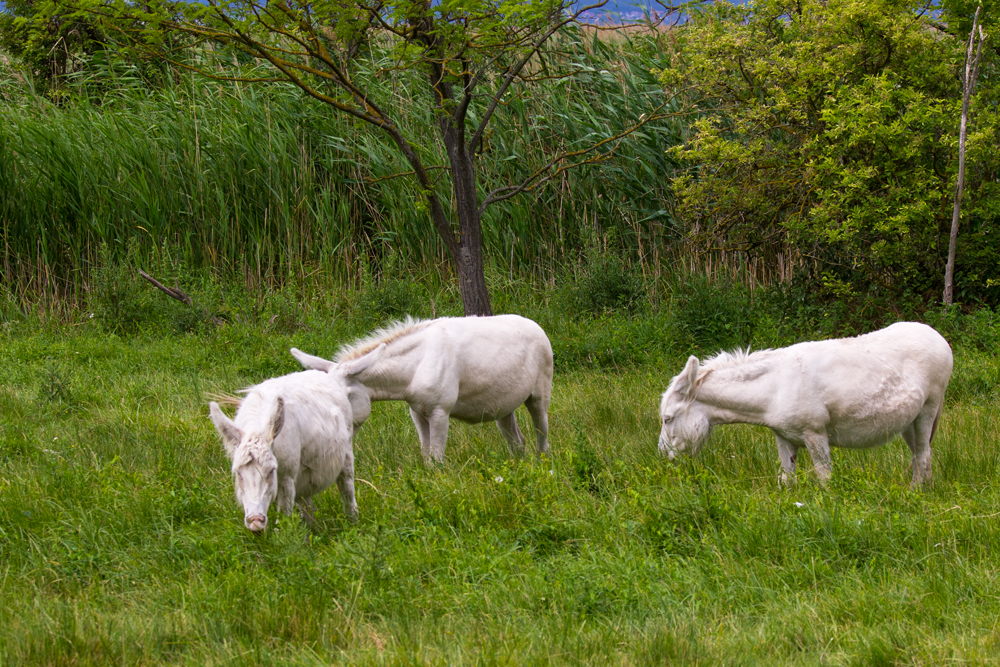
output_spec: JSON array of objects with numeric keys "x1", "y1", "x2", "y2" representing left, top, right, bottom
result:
[
  {"x1": 668, "y1": 276, "x2": 754, "y2": 354},
  {"x1": 922, "y1": 305, "x2": 1000, "y2": 354},
  {"x1": 355, "y1": 278, "x2": 429, "y2": 326},
  {"x1": 89, "y1": 242, "x2": 152, "y2": 335},
  {"x1": 565, "y1": 252, "x2": 647, "y2": 317},
  {"x1": 88, "y1": 241, "x2": 215, "y2": 336}
]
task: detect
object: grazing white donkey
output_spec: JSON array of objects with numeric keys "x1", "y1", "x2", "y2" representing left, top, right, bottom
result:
[
  {"x1": 208, "y1": 370, "x2": 358, "y2": 532},
  {"x1": 658, "y1": 322, "x2": 953, "y2": 487},
  {"x1": 290, "y1": 315, "x2": 553, "y2": 464}
]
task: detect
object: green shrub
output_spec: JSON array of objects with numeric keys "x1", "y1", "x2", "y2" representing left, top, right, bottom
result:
[
  {"x1": 922, "y1": 305, "x2": 1000, "y2": 353},
  {"x1": 89, "y1": 242, "x2": 152, "y2": 335},
  {"x1": 355, "y1": 278, "x2": 428, "y2": 326},
  {"x1": 88, "y1": 242, "x2": 218, "y2": 336},
  {"x1": 668, "y1": 276, "x2": 754, "y2": 354},
  {"x1": 565, "y1": 252, "x2": 647, "y2": 317}
]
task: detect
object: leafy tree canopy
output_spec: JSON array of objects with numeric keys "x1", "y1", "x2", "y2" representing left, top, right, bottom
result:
[{"x1": 1, "y1": 0, "x2": 107, "y2": 90}]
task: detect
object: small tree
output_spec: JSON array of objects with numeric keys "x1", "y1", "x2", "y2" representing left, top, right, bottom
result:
[
  {"x1": 943, "y1": 5, "x2": 987, "y2": 306},
  {"x1": 54, "y1": 0, "x2": 681, "y2": 315}
]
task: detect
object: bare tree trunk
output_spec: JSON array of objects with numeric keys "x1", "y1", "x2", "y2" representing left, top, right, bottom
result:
[
  {"x1": 944, "y1": 7, "x2": 986, "y2": 305},
  {"x1": 442, "y1": 119, "x2": 493, "y2": 316},
  {"x1": 422, "y1": 49, "x2": 494, "y2": 317},
  {"x1": 381, "y1": 100, "x2": 493, "y2": 316}
]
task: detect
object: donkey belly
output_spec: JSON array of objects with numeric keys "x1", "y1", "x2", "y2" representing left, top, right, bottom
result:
[
  {"x1": 294, "y1": 442, "x2": 347, "y2": 498},
  {"x1": 822, "y1": 377, "x2": 929, "y2": 450},
  {"x1": 826, "y1": 409, "x2": 919, "y2": 450},
  {"x1": 828, "y1": 426, "x2": 901, "y2": 450},
  {"x1": 449, "y1": 393, "x2": 529, "y2": 423}
]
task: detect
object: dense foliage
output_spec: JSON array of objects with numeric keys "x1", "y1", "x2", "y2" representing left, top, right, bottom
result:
[
  {"x1": 0, "y1": 0, "x2": 107, "y2": 90},
  {"x1": 37, "y1": 0, "x2": 688, "y2": 315},
  {"x1": 0, "y1": 31, "x2": 679, "y2": 304},
  {"x1": 661, "y1": 0, "x2": 1000, "y2": 306}
]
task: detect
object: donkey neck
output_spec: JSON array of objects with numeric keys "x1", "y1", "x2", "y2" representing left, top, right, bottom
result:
[
  {"x1": 355, "y1": 340, "x2": 422, "y2": 400},
  {"x1": 695, "y1": 361, "x2": 778, "y2": 427}
]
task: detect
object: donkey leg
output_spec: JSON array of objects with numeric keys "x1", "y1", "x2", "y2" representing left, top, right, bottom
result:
[
  {"x1": 336, "y1": 450, "x2": 359, "y2": 522},
  {"x1": 525, "y1": 394, "x2": 550, "y2": 456},
  {"x1": 802, "y1": 433, "x2": 832, "y2": 486},
  {"x1": 409, "y1": 406, "x2": 433, "y2": 464},
  {"x1": 775, "y1": 434, "x2": 799, "y2": 487},
  {"x1": 427, "y1": 408, "x2": 451, "y2": 464},
  {"x1": 496, "y1": 412, "x2": 527, "y2": 457},
  {"x1": 277, "y1": 476, "x2": 297, "y2": 515},
  {"x1": 905, "y1": 412, "x2": 935, "y2": 488}
]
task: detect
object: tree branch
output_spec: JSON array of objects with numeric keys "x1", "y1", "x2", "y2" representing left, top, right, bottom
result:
[
  {"x1": 479, "y1": 96, "x2": 689, "y2": 213},
  {"x1": 469, "y1": 0, "x2": 610, "y2": 155},
  {"x1": 139, "y1": 269, "x2": 192, "y2": 305}
]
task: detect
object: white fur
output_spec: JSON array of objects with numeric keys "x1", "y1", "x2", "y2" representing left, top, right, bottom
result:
[
  {"x1": 658, "y1": 322, "x2": 953, "y2": 487},
  {"x1": 291, "y1": 314, "x2": 554, "y2": 463},
  {"x1": 208, "y1": 370, "x2": 358, "y2": 532}
]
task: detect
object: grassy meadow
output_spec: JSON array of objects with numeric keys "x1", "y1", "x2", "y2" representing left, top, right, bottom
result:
[
  {"x1": 3, "y1": 282, "x2": 1000, "y2": 666},
  {"x1": 3, "y1": 7, "x2": 1000, "y2": 662}
]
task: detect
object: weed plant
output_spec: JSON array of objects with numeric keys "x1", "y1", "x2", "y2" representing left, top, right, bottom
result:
[{"x1": 1, "y1": 280, "x2": 999, "y2": 665}]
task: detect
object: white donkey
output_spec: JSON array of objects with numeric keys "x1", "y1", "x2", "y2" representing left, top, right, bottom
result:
[
  {"x1": 209, "y1": 370, "x2": 358, "y2": 532},
  {"x1": 290, "y1": 315, "x2": 553, "y2": 464},
  {"x1": 658, "y1": 322, "x2": 953, "y2": 487}
]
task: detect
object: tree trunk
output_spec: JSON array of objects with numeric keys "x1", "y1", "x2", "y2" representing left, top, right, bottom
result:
[
  {"x1": 383, "y1": 104, "x2": 493, "y2": 317},
  {"x1": 944, "y1": 7, "x2": 985, "y2": 306},
  {"x1": 441, "y1": 112, "x2": 493, "y2": 316},
  {"x1": 455, "y1": 239, "x2": 492, "y2": 316}
]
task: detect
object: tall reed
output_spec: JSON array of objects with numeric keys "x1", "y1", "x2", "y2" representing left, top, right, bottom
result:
[{"x1": 0, "y1": 27, "x2": 682, "y2": 304}]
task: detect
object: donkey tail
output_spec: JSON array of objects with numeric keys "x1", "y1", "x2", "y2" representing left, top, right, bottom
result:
[
  {"x1": 929, "y1": 401, "x2": 943, "y2": 444},
  {"x1": 205, "y1": 392, "x2": 243, "y2": 407}
]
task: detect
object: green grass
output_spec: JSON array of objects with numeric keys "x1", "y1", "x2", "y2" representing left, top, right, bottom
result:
[{"x1": 2, "y1": 305, "x2": 1000, "y2": 666}]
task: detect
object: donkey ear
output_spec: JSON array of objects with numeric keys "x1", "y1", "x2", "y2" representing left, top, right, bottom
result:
[
  {"x1": 290, "y1": 347, "x2": 334, "y2": 372},
  {"x1": 269, "y1": 397, "x2": 285, "y2": 441},
  {"x1": 341, "y1": 343, "x2": 385, "y2": 378},
  {"x1": 209, "y1": 402, "x2": 242, "y2": 456},
  {"x1": 674, "y1": 356, "x2": 702, "y2": 400}
]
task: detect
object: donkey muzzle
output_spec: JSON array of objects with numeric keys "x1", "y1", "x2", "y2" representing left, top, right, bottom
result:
[{"x1": 245, "y1": 514, "x2": 267, "y2": 532}]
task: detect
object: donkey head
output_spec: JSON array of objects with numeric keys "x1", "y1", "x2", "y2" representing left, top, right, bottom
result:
[
  {"x1": 289, "y1": 344, "x2": 384, "y2": 427},
  {"x1": 209, "y1": 398, "x2": 285, "y2": 533},
  {"x1": 658, "y1": 356, "x2": 713, "y2": 459}
]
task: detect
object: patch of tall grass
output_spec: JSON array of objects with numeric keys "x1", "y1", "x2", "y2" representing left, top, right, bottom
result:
[{"x1": 1, "y1": 27, "x2": 681, "y2": 306}]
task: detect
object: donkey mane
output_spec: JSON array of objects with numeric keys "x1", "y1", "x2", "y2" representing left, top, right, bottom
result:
[
  {"x1": 336, "y1": 316, "x2": 437, "y2": 362},
  {"x1": 705, "y1": 347, "x2": 756, "y2": 368},
  {"x1": 703, "y1": 347, "x2": 777, "y2": 381}
]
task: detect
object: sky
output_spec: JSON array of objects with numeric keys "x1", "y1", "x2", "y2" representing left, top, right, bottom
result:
[{"x1": 0, "y1": 0, "x2": 740, "y2": 19}]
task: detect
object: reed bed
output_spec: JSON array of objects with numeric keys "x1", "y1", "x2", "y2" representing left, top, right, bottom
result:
[{"x1": 1, "y1": 28, "x2": 682, "y2": 305}]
